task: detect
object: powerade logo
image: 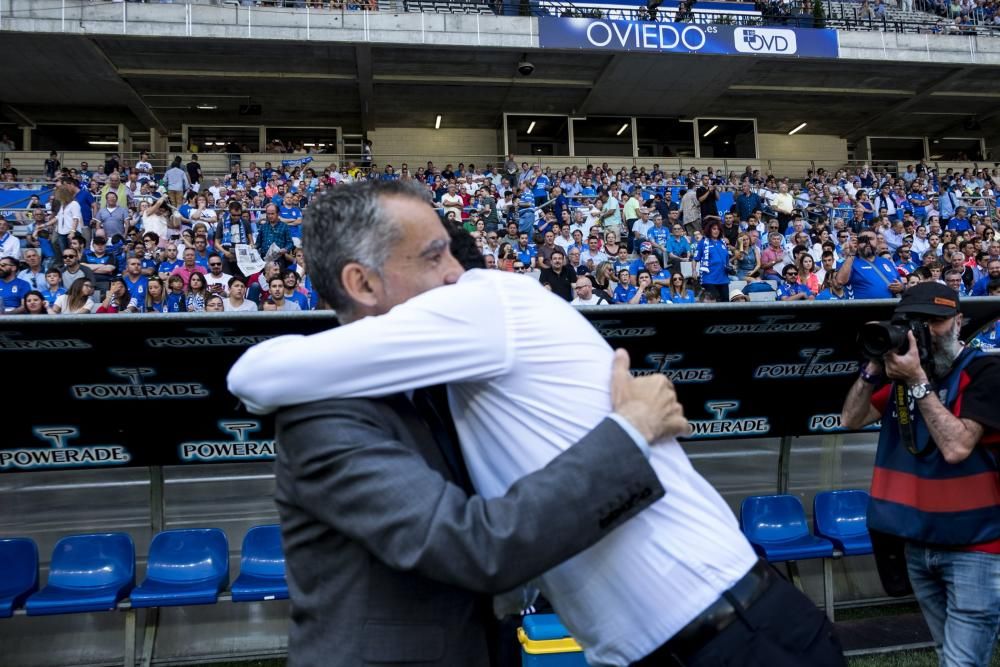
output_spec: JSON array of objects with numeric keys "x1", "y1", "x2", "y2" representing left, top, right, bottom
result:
[
  {"x1": 146, "y1": 327, "x2": 273, "y2": 349},
  {"x1": 734, "y1": 28, "x2": 797, "y2": 55},
  {"x1": 808, "y1": 413, "x2": 881, "y2": 433},
  {"x1": 632, "y1": 353, "x2": 713, "y2": 383},
  {"x1": 754, "y1": 348, "x2": 858, "y2": 379},
  {"x1": 705, "y1": 315, "x2": 822, "y2": 335},
  {"x1": 593, "y1": 320, "x2": 657, "y2": 339},
  {"x1": 0, "y1": 330, "x2": 90, "y2": 350},
  {"x1": 178, "y1": 421, "x2": 276, "y2": 463},
  {"x1": 71, "y1": 367, "x2": 210, "y2": 400},
  {"x1": 0, "y1": 427, "x2": 130, "y2": 471},
  {"x1": 686, "y1": 401, "x2": 770, "y2": 439}
]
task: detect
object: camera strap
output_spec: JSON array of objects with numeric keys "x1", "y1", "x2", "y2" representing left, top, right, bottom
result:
[{"x1": 893, "y1": 383, "x2": 928, "y2": 457}]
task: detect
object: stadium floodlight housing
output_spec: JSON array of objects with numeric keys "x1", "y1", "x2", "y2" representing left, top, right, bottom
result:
[
  {"x1": 616, "y1": 123, "x2": 629, "y2": 136},
  {"x1": 527, "y1": 121, "x2": 536, "y2": 135},
  {"x1": 788, "y1": 122, "x2": 807, "y2": 136},
  {"x1": 703, "y1": 125, "x2": 718, "y2": 138},
  {"x1": 196, "y1": 104, "x2": 217, "y2": 110},
  {"x1": 435, "y1": 115, "x2": 442, "y2": 130},
  {"x1": 88, "y1": 141, "x2": 119, "y2": 145}
]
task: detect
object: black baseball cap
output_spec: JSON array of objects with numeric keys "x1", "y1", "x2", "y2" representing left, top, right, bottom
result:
[{"x1": 895, "y1": 282, "x2": 960, "y2": 318}]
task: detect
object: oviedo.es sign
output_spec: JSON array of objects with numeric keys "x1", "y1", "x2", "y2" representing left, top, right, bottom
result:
[{"x1": 537, "y1": 17, "x2": 840, "y2": 59}]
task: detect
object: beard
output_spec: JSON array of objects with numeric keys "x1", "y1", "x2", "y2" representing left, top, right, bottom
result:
[
  {"x1": 929, "y1": 321, "x2": 963, "y2": 379},
  {"x1": 859, "y1": 244, "x2": 876, "y2": 259}
]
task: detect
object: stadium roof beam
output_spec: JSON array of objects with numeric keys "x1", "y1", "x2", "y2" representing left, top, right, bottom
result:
[
  {"x1": 0, "y1": 104, "x2": 35, "y2": 129},
  {"x1": 575, "y1": 54, "x2": 623, "y2": 114},
  {"x1": 84, "y1": 38, "x2": 167, "y2": 136},
  {"x1": 371, "y1": 74, "x2": 592, "y2": 87},
  {"x1": 117, "y1": 68, "x2": 356, "y2": 81},
  {"x1": 356, "y1": 45, "x2": 374, "y2": 134},
  {"x1": 840, "y1": 67, "x2": 971, "y2": 142}
]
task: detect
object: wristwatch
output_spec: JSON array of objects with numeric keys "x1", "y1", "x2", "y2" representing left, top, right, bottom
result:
[{"x1": 909, "y1": 382, "x2": 934, "y2": 400}]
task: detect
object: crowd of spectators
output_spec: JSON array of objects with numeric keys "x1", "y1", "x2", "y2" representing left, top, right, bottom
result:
[{"x1": 0, "y1": 152, "x2": 997, "y2": 347}]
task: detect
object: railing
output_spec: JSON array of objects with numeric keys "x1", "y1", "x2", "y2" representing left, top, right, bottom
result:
[{"x1": 2, "y1": 0, "x2": 998, "y2": 37}]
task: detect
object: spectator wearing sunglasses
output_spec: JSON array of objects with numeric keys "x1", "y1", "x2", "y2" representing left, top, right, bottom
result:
[{"x1": 777, "y1": 264, "x2": 814, "y2": 301}]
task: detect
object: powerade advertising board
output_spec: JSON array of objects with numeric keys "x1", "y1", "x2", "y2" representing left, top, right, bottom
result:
[{"x1": 0, "y1": 299, "x2": 996, "y2": 471}]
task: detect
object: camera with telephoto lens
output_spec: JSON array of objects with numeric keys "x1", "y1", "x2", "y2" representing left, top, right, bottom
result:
[{"x1": 858, "y1": 314, "x2": 933, "y2": 362}]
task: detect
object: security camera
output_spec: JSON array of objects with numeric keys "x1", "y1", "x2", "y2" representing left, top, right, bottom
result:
[{"x1": 517, "y1": 61, "x2": 535, "y2": 76}]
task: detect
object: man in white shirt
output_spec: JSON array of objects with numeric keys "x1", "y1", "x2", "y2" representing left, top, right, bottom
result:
[
  {"x1": 570, "y1": 276, "x2": 609, "y2": 305},
  {"x1": 229, "y1": 181, "x2": 845, "y2": 667}
]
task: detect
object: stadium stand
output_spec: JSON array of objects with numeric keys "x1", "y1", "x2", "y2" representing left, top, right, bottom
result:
[{"x1": 2, "y1": 152, "x2": 998, "y2": 311}]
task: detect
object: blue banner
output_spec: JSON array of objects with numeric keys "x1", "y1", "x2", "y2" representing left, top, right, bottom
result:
[
  {"x1": 538, "y1": 17, "x2": 839, "y2": 58},
  {"x1": 281, "y1": 156, "x2": 314, "y2": 169},
  {"x1": 0, "y1": 189, "x2": 53, "y2": 221}
]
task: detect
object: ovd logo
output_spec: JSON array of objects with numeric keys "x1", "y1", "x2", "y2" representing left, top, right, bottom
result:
[{"x1": 734, "y1": 28, "x2": 797, "y2": 55}]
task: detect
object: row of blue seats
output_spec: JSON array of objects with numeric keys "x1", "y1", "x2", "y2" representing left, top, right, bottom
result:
[
  {"x1": 2, "y1": 490, "x2": 872, "y2": 619},
  {"x1": 741, "y1": 489, "x2": 873, "y2": 561},
  {"x1": 0, "y1": 525, "x2": 287, "y2": 618}
]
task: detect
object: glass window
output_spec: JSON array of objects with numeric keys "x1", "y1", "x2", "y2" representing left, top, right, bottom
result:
[
  {"x1": 929, "y1": 138, "x2": 983, "y2": 161},
  {"x1": 869, "y1": 137, "x2": 924, "y2": 161},
  {"x1": 507, "y1": 115, "x2": 569, "y2": 157},
  {"x1": 696, "y1": 119, "x2": 756, "y2": 159},
  {"x1": 636, "y1": 118, "x2": 695, "y2": 158},
  {"x1": 34, "y1": 125, "x2": 118, "y2": 151},
  {"x1": 571, "y1": 116, "x2": 633, "y2": 158},
  {"x1": 189, "y1": 127, "x2": 261, "y2": 154},
  {"x1": 266, "y1": 128, "x2": 338, "y2": 155}
]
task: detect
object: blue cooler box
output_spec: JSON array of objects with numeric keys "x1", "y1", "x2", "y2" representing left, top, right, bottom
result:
[{"x1": 518, "y1": 613, "x2": 587, "y2": 666}]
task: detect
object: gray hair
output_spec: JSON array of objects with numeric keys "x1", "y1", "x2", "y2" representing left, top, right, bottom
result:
[{"x1": 303, "y1": 179, "x2": 428, "y2": 314}]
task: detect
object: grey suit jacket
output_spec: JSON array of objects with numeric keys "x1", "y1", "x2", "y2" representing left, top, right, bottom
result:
[{"x1": 275, "y1": 395, "x2": 664, "y2": 667}]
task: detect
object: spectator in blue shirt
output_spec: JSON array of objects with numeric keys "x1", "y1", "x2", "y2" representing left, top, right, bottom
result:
[
  {"x1": 693, "y1": 219, "x2": 731, "y2": 303},
  {"x1": 834, "y1": 230, "x2": 904, "y2": 299},
  {"x1": 255, "y1": 204, "x2": 295, "y2": 262},
  {"x1": 0, "y1": 256, "x2": 31, "y2": 313},
  {"x1": 666, "y1": 272, "x2": 696, "y2": 303},
  {"x1": 970, "y1": 259, "x2": 1000, "y2": 296},
  {"x1": 946, "y1": 206, "x2": 973, "y2": 234},
  {"x1": 777, "y1": 264, "x2": 814, "y2": 301},
  {"x1": 735, "y1": 182, "x2": 762, "y2": 223}
]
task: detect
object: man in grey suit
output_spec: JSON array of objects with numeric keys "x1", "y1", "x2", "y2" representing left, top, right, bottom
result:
[{"x1": 274, "y1": 354, "x2": 683, "y2": 666}]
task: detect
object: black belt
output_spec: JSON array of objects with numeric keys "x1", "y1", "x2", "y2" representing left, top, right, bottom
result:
[{"x1": 634, "y1": 559, "x2": 775, "y2": 666}]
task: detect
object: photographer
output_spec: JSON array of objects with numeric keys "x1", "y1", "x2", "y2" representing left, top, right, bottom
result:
[{"x1": 840, "y1": 282, "x2": 1000, "y2": 667}]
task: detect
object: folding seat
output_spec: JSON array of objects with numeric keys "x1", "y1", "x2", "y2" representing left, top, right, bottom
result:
[
  {"x1": 26, "y1": 533, "x2": 134, "y2": 615},
  {"x1": 813, "y1": 489, "x2": 873, "y2": 556},
  {"x1": 740, "y1": 494, "x2": 835, "y2": 562},
  {"x1": 0, "y1": 538, "x2": 39, "y2": 617},
  {"x1": 231, "y1": 525, "x2": 288, "y2": 602},
  {"x1": 129, "y1": 528, "x2": 228, "y2": 608}
]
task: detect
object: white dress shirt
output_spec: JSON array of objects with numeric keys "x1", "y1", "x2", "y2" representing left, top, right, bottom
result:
[{"x1": 228, "y1": 269, "x2": 757, "y2": 666}]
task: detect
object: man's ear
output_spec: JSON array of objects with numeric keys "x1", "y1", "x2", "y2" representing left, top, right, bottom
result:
[{"x1": 340, "y1": 262, "x2": 381, "y2": 310}]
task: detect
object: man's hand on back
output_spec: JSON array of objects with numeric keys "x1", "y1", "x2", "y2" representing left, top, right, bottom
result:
[{"x1": 610, "y1": 349, "x2": 692, "y2": 442}]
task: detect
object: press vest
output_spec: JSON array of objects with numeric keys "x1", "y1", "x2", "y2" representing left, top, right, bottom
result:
[{"x1": 868, "y1": 349, "x2": 1000, "y2": 547}]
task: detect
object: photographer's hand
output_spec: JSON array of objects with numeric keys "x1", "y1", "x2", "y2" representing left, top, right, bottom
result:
[{"x1": 883, "y1": 331, "x2": 928, "y2": 385}]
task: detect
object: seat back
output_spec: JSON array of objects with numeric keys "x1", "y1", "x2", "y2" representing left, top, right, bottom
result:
[
  {"x1": 740, "y1": 495, "x2": 811, "y2": 544},
  {"x1": 238, "y1": 525, "x2": 285, "y2": 579},
  {"x1": 145, "y1": 529, "x2": 229, "y2": 585},
  {"x1": 814, "y1": 490, "x2": 870, "y2": 540},
  {"x1": 46, "y1": 533, "x2": 134, "y2": 590},
  {"x1": 0, "y1": 538, "x2": 38, "y2": 597}
]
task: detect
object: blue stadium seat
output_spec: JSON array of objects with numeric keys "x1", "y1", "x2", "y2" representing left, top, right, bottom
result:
[
  {"x1": 231, "y1": 525, "x2": 288, "y2": 602},
  {"x1": 740, "y1": 495, "x2": 835, "y2": 562},
  {"x1": 25, "y1": 533, "x2": 135, "y2": 616},
  {"x1": 130, "y1": 528, "x2": 228, "y2": 608},
  {"x1": 813, "y1": 490, "x2": 873, "y2": 556},
  {"x1": 0, "y1": 538, "x2": 39, "y2": 618}
]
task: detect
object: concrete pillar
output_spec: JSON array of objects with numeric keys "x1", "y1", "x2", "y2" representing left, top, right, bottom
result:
[
  {"x1": 118, "y1": 124, "x2": 131, "y2": 154},
  {"x1": 20, "y1": 126, "x2": 31, "y2": 151}
]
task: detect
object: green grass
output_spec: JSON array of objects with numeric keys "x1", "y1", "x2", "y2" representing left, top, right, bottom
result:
[{"x1": 848, "y1": 648, "x2": 1000, "y2": 666}]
